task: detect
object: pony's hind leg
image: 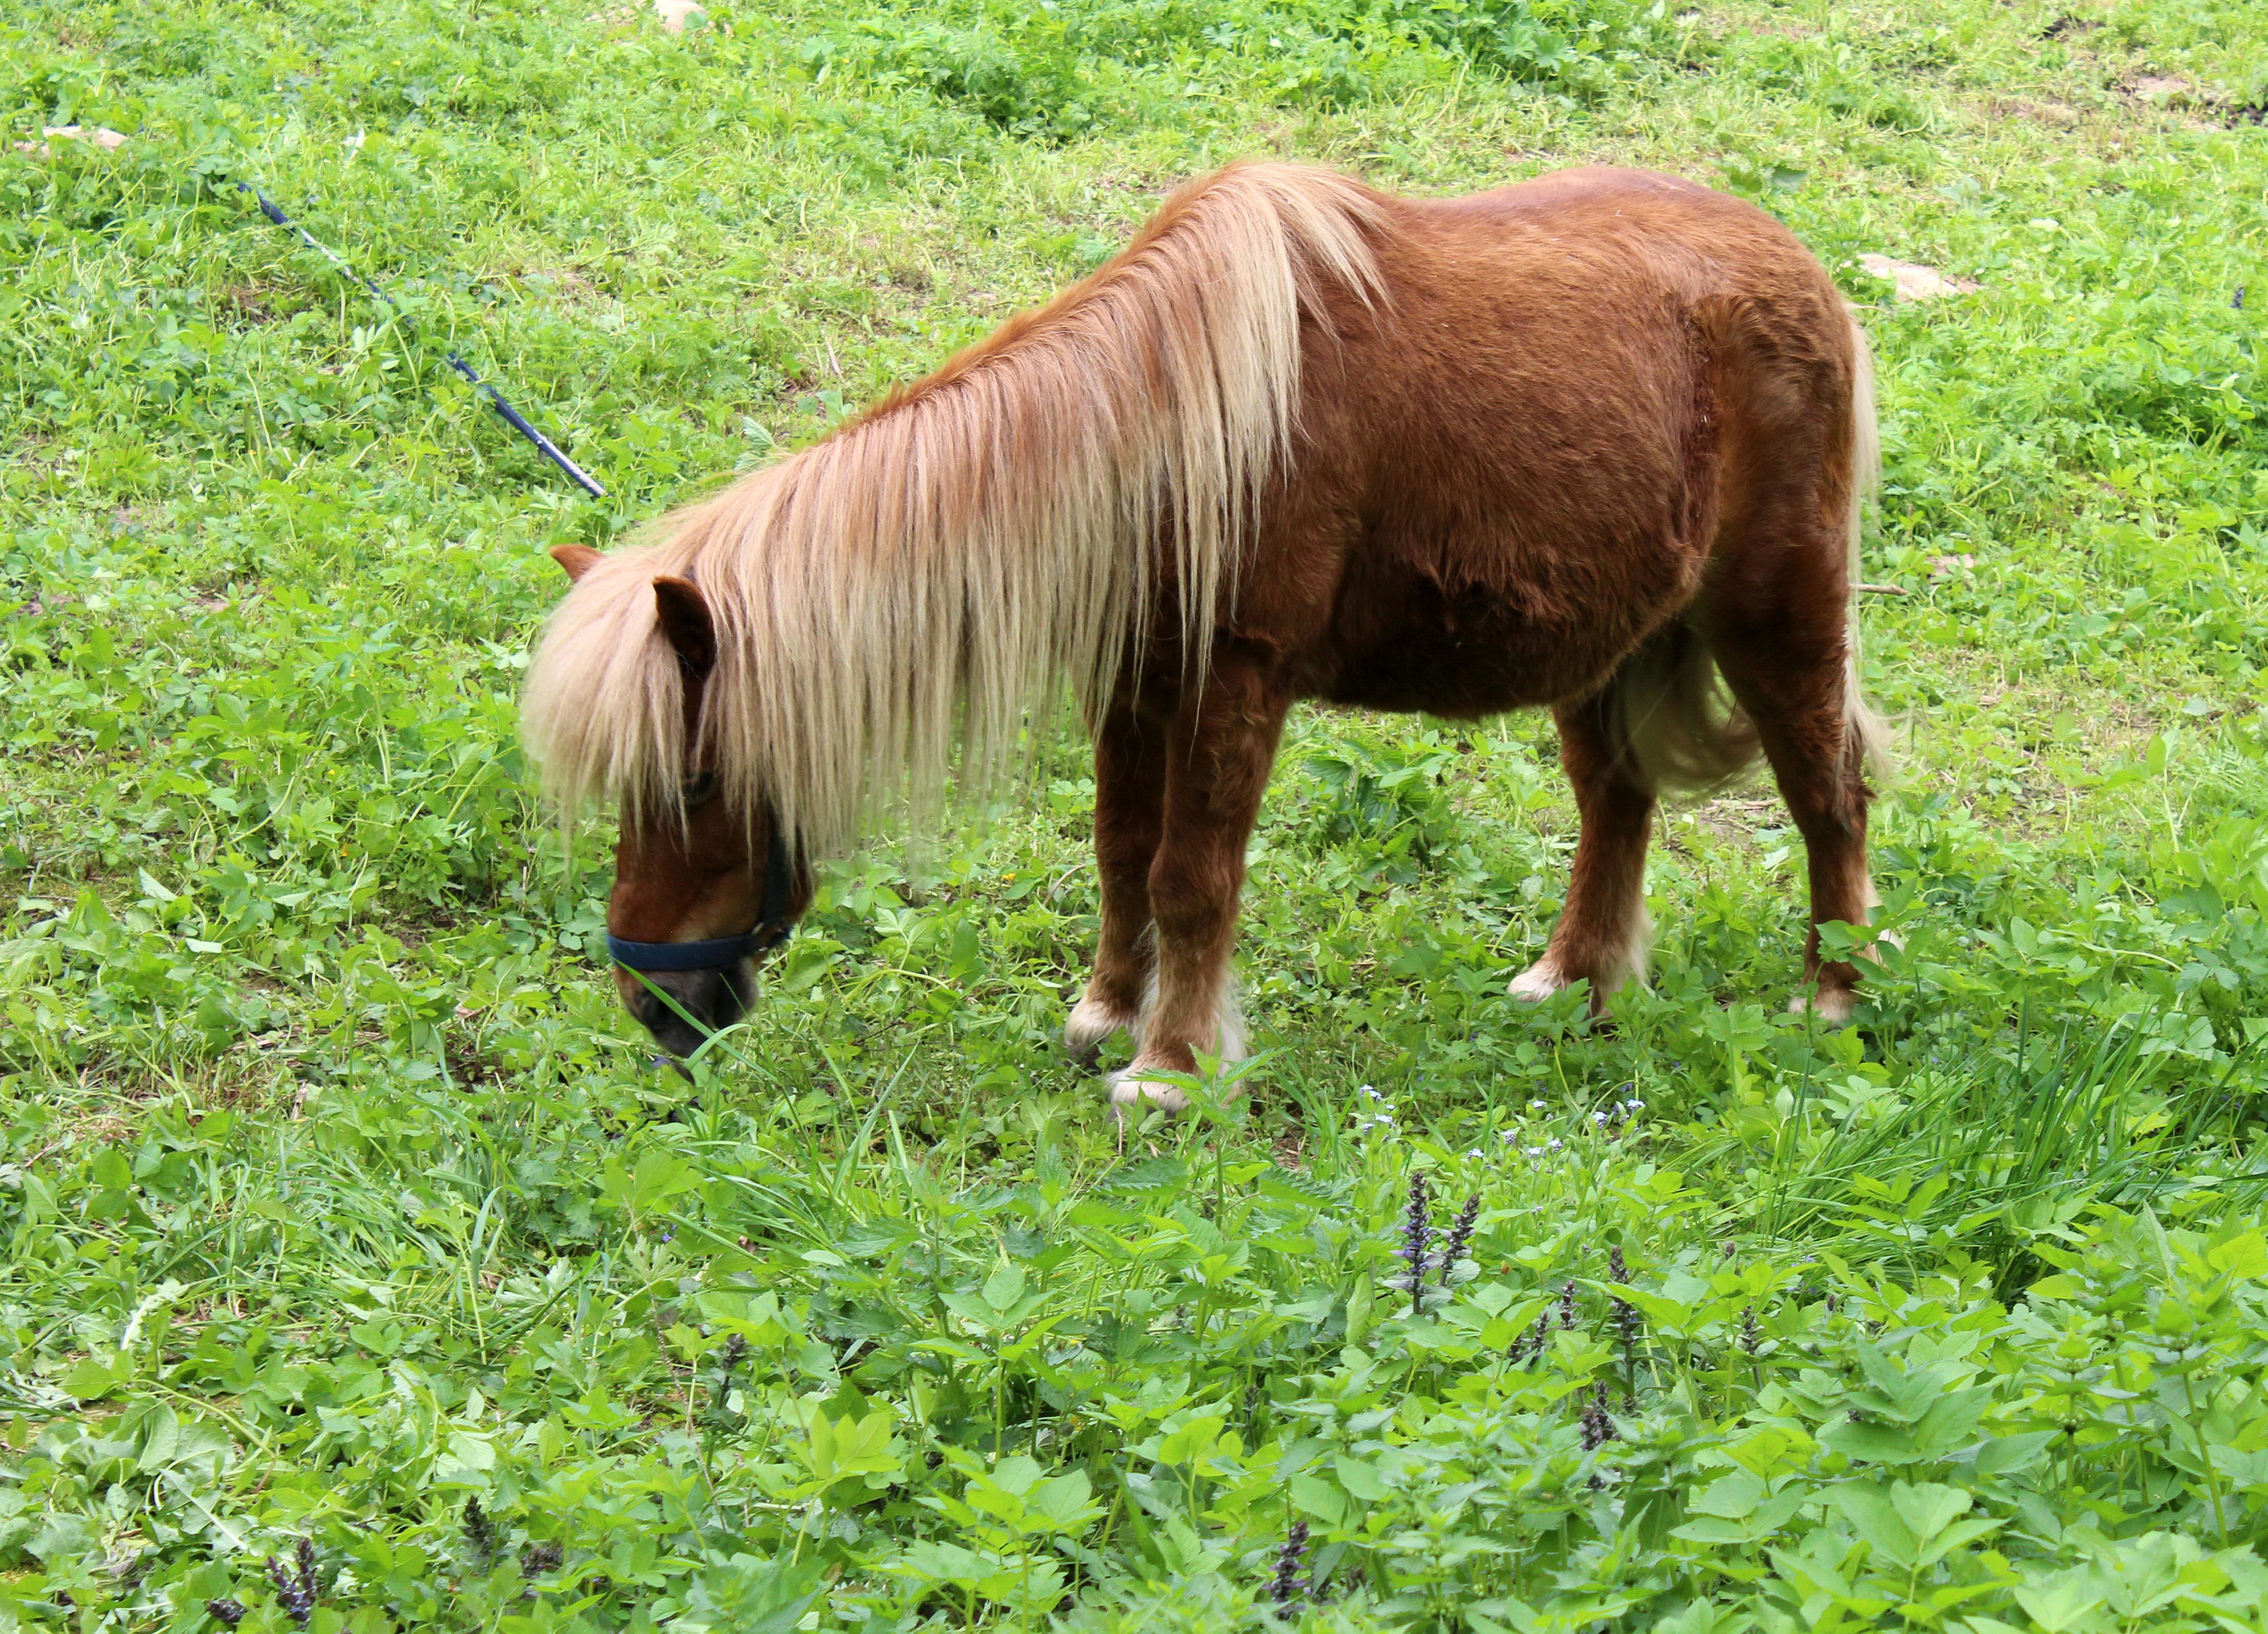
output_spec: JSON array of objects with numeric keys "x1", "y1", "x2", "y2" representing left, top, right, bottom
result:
[
  {"x1": 1110, "y1": 652, "x2": 1288, "y2": 1116},
  {"x1": 1067, "y1": 704, "x2": 1167, "y2": 1066},
  {"x1": 1709, "y1": 580, "x2": 1878, "y2": 1024},
  {"x1": 1512, "y1": 694, "x2": 1656, "y2": 1011}
]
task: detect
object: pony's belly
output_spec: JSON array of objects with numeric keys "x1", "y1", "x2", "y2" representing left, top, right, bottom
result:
[
  {"x1": 1291, "y1": 499, "x2": 1710, "y2": 717},
  {"x1": 1318, "y1": 654, "x2": 1564, "y2": 717},
  {"x1": 1311, "y1": 602, "x2": 1616, "y2": 717}
]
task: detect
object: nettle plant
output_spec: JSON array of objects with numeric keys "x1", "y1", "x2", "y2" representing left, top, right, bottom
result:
[{"x1": 17, "y1": 1078, "x2": 2258, "y2": 1632}]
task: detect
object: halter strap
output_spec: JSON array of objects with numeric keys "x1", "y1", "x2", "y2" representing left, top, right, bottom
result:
[{"x1": 606, "y1": 823, "x2": 798, "y2": 974}]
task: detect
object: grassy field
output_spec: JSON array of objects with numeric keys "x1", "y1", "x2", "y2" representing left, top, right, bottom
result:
[{"x1": 5, "y1": 0, "x2": 2268, "y2": 1626}]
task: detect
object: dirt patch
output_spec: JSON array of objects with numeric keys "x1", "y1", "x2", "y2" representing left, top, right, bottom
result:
[
  {"x1": 12, "y1": 124, "x2": 129, "y2": 158},
  {"x1": 1991, "y1": 96, "x2": 2080, "y2": 129},
  {"x1": 220, "y1": 282, "x2": 285, "y2": 324},
  {"x1": 1857, "y1": 253, "x2": 1981, "y2": 301},
  {"x1": 590, "y1": 0, "x2": 704, "y2": 30},
  {"x1": 1683, "y1": 794, "x2": 1786, "y2": 850},
  {"x1": 2123, "y1": 74, "x2": 2196, "y2": 101},
  {"x1": 2117, "y1": 73, "x2": 2234, "y2": 122},
  {"x1": 515, "y1": 266, "x2": 598, "y2": 303}
]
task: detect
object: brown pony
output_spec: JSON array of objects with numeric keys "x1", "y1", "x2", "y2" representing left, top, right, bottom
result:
[{"x1": 524, "y1": 162, "x2": 1886, "y2": 1106}]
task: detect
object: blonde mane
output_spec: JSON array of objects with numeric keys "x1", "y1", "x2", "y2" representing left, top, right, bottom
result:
[{"x1": 522, "y1": 162, "x2": 1386, "y2": 857}]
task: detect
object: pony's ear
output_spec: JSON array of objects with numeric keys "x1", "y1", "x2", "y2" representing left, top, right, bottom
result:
[
  {"x1": 550, "y1": 544, "x2": 603, "y2": 582},
  {"x1": 651, "y1": 575, "x2": 717, "y2": 680}
]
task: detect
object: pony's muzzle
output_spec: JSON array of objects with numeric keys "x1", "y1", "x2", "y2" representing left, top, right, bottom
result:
[{"x1": 622, "y1": 964, "x2": 752, "y2": 1058}]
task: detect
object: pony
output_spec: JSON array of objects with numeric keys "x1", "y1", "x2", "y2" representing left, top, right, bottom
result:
[{"x1": 523, "y1": 161, "x2": 1887, "y2": 1109}]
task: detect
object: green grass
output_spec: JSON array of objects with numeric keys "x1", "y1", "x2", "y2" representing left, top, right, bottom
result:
[{"x1": 5, "y1": 0, "x2": 2268, "y2": 1626}]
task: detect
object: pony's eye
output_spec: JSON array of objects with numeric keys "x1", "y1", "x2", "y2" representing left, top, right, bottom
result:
[{"x1": 680, "y1": 771, "x2": 719, "y2": 806}]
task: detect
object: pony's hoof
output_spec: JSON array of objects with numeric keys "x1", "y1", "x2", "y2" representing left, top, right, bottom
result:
[
  {"x1": 1066, "y1": 995, "x2": 1139, "y2": 1071},
  {"x1": 1509, "y1": 958, "x2": 1567, "y2": 1002},
  {"x1": 1107, "y1": 1068, "x2": 1189, "y2": 1119},
  {"x1": 1791, "y1": 986, "x2": 1858, "y2": 1026}
]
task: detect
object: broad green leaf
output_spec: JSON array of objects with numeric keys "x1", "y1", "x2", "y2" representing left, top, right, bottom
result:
[
  {"x1": 1156, "y1": 1411, "x2": 1228, "y2": 1466},
  {"x1": 1827, "y1": 1482, "x2": 1919, "y2": 1570},
  {"x1": 1344, "y1": 1274, "x2": 1375, "y2": 1347},
  {"x1": 1028, "y1": 1470, "x2": 1099, "y2": 1533},
  {"x1": 1288, "y1": 1473, "x2": 1347, "y2": 1526},
  {"x1": 63, "y1": 1357, "x2": 126, "y2": 1401},
  {"x1": 2012, "y1": 1570, "x2": 2107, "y2": 1634},
  {"x1": 1335, "y1": 1452, "x2": 1390, "y2": 1503},
  {"x1": 1614, "y1": 1286, "x2": 1718, "y2": 1332},
  {"x1": 1688, "y1": 1470, "x2": 1769, "y2": 1521},
  {"x1": 981, "y1": 1261, "x2": 1026, "y2": 1314},
  {"x1": 1721, "y1": 1424, "x2": 1816, "y2": 1478},
  {"x1": 800, "y1": 1407, "x2": 901, "y2": 1494},
  {"x1": 2207, "y1": 1231, "x2": 2268, "y2": 1281},
  {"x1": 1975, "y1": 1431, "x2": 2057, "y2": 1478},
  {"x1": 1887, "y1": 1481, "x2": 1972, "y2": 1549}
]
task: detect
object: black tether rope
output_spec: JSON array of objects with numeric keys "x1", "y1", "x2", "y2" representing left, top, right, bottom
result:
[{"x1": 236, "y1": 182, "x2": 607, "y2": 498}]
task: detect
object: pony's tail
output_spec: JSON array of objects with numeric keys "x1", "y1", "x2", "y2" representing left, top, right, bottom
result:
[
  {"x1": 1600, "y1": 621, "x2": 1758, "y2": 796},
  {"x1": 1843, "y1": 313, "x2": 1893, "y2": 784},
  {"x1": 1600, "y1": 312, "x2": 1889, "y2": 797}
]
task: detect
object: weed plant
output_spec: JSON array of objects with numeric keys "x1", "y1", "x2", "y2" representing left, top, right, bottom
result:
[{"x1": 4, "y1": 0, "x2": 2268, "y2": 1626}]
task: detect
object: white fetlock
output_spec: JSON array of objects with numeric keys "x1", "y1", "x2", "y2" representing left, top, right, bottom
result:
[
  {"x1": 1790, "y1": 985, "x2": 1857, "y2": 1025},
  {"x1": 1509, "y1": 957, "x2": 1569, "y2": 1002},
  {"x1": 1106, "y1": 1066, "x2": 1189, "y2": 1117},
  {"x1": 1066, "y1": 993, "x2": 1141, "y2": 1056}
]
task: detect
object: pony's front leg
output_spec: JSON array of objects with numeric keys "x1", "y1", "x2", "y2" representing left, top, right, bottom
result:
[
  {"x1": 1067, "y1": 703, "x2": 1166, "y2": 1066},
  {"x1": 1109, "y1": 656, "x2": 1289, "y2": 1118}
]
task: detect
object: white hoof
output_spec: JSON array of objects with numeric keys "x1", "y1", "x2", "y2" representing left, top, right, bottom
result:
[
  {"x1": 1790, "y1": 986, "x2": 1857, "y2": 1025},
  {"x1": 1107, "y1": 1067, "x2": 1189, "y2": 1118},
  {"x1": 1066, "y1": 994, "x2": 1141, "y2": 1056},
  {"x1": 1509, "y1": 958, "x2": 1569, "y2": 1002}
]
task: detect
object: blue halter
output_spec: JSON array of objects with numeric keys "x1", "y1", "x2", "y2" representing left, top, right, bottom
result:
[{"x1": 606, "y1": 819, "x2": 798, "y2": 974}]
